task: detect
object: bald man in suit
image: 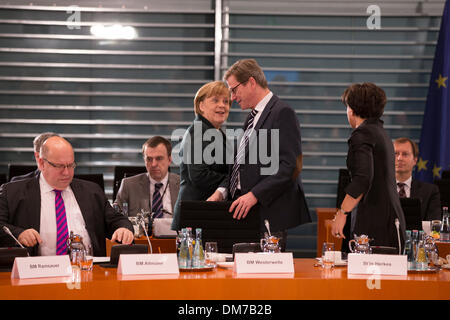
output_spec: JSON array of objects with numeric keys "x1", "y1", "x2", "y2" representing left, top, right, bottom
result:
[{"x1": 0, "y1": 136, "x2": 133, "y2": 256}]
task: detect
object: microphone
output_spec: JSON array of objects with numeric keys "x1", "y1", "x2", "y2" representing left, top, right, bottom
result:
[
  {"x1": 138, "y1": 210, "x2": 153, "y2": 254},
  {"x1": 395, "y1": 218, "x2": 401, "y2": 255},
  {"x1": 2, "y1": 226, "x2": 30, "y2": 256}
]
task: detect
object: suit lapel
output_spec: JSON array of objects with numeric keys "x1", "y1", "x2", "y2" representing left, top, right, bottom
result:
[
  {"x1": 243, "y1": 95, "x2": 276, "y2": 157},
  {"x1": 70, "y1": 180, "x2": 92, "y2": 229},
  {"x1": 253, "y1": 95, "x2": 276, "y2": 131},
  {"x1": 410, "y1": 179, "x2": 419, "y2": 198},
  {"x1": 28, "y1": 177, "x2": 42, "y2": 232},
  {"x1": 140, "y1": 173, "x2": 151, "y2": 210}
]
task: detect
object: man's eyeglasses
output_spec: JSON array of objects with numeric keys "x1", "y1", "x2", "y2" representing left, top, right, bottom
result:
[
  {"x1": 43, "y1": 158, "x2": 76, "y2": 170},
  {"x1": 230, "y1": 80, "x2": 248, "y2": 95}
]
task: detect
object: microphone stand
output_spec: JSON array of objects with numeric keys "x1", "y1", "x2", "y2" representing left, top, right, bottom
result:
[
  {"x1": 2, "y1": 226, "x2": 30, "y2": 256},
  {"x1": 138, "y1": 210, "x2": 153, "y2": 254}
]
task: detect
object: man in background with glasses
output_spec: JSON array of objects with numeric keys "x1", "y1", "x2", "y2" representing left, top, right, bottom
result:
[
  {"x1": 0, "y1": 136, "x2": 134, "y2": 256},
  {"x1": 10, "y1": 131, "x2": 59, "y2": 182}
]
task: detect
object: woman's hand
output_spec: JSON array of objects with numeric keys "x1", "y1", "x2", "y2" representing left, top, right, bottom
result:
[
  {"x1": 206, "y1": 190, "x2": 224, "y2": 201},
  {"x1": 331, "y1": 210, "x2": 347, "y2": 239}
]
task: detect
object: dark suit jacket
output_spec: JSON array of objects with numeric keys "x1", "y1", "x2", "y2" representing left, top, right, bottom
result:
[
  {"x1": 411, "y1": 179, "x2": 441, "y2": 221},
  {"x1": 0, "y1": 176, "x2": 133, "y2": 256},
  {"x1": 227, "y1": 94, "x2": 311, "y2": 233},
  {"x1": 115, "y1": 172, "x2": 180, "y2": 216},
  {"x1": 172, "y1": 114, "x2": 229, "y2": 230},
  {"x1": 345, "y1": 118, "x2": 406, "y2": 250}
]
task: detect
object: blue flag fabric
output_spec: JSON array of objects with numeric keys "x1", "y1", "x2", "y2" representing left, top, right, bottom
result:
[{"x1": 416, "y1": 0, "x2": 450, "y2": 182}]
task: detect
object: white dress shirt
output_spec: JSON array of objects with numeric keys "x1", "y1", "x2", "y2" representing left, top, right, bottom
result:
[
  {"x1": 217, "y1": 91, "x2": 274, "y2": 199},
  {"x1": 149, "y1": 173, "x2": 173, "y2": 217},
  {"x1": 235, "y1": 91, "x2": 273, "y2": 190},
  {"x1": 38, "y1": 174, "x2": 92, "y2": 256},
  {"x1": 396, "y1": 176, "x2": 412, "y2": 198}
]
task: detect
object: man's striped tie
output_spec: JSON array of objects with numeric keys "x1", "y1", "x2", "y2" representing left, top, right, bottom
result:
[
  {"x1": 152, "y1": 183, "x2": 164, "y2": 218},
  {"x1": 230, "y1": 108, "x2": 258, "y2": 199},
  {"x1": 397, "y1": 182, "x2": 406, "y2": 198},
  {"x1": 54, "y1": 189, "x2": 69, "y2": 255}
]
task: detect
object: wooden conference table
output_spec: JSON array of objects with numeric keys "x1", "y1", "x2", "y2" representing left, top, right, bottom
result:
[
  {"x1": 316, "y1": 208, "x2": 450, "y2": 258},
  {"x1": 1, "y1": 259, "x2": 449, "y2": 300},
  {"x1": 106, "y1": 236, "x2": 177, "y2": 256}
]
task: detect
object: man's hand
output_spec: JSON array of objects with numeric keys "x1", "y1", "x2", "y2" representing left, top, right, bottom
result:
[
  {"x1": 18, "y1": 229, "x2": 42, "y2": 247},
  {"x1": 206, "y1": 190, "x2": 224, "y2": 202},
  {"x1": 229, "y1": 192, "x2": 258, "y2": 220},
  {"x1": 111, "y1": 228, "x2": 134, "y2": 244}
]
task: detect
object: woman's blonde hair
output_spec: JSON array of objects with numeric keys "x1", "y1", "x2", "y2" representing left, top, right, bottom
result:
[{"x1": 194, "y1": 81, "x2": 231, "y2": 115}]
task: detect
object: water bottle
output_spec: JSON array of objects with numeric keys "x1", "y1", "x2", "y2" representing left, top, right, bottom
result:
[
  {"x1": 112, "y1": 202, "x2": 121, "y2": 214},
  {"x1": 176, "y1": 228, "x2": 186, "y2": 257},
  {"x1": 186, "y1": 227, "x2": 194, "y2": 267},
  {"x1": 440, "y1": 207, "x2": 450, "y2": 242},
  {"x1": 415, "y1": 231, "x2": 428, "y2": 270},
  {"x1": 122, "y1": 202, "x2": 129, "y2": 218},
  {"x1": 192, "y1": 228, "x2": 205, "y2": 268},
  {"x1": 404, "y1": 230, "x2": 414, "y2": 269},
  {"x1": 178, "y1": 229, "x2": 189, "y2": 268},
  {"x1": 411, "y1": 229, "x2": 419, "y2": 262}
]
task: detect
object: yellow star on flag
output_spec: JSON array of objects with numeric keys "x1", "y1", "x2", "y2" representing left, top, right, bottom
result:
[
  {"x1": 435, "y1": 74, "x2": 448, "y2": 88},
  {"x1": 416, "y1": 157, "x2": 428, "y2": 172},
  {"x1": 432, "y1": 164, "x2": 442, "y2": 179}
]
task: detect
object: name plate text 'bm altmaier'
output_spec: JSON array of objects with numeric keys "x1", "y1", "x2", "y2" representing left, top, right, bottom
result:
[
  {"x1": 117, "y1": 253, "x2": 179, "y2": 275},
  {"x1": 234, "y1": 253, "x2": 294, "y2": 274},
  {"x1": 11, "y1": 255, "x2": 72, "y2": 279}
]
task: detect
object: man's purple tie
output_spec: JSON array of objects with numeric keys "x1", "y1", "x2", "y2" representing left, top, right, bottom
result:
[{"x1": 54, "y1": 189, "x2": 69, "y2": 255}]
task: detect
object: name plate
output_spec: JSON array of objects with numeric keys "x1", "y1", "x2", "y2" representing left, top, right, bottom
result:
[
  {"x1": 11, "y1": 255, "x2": 72, "y2": 279},
  {"x1": 117, "y1": 254, "x2": 179, "y2": 275},
  {"x1": 347, "y1": 253, "x2": 407, "y2": 276},
  {"x1": 234, "y1": 253, "x2": 294, "y2": 274}
]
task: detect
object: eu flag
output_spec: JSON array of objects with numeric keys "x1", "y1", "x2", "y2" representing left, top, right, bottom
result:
[{"x1": 416, "y1": 0, "x2": 450, "y2": 182}]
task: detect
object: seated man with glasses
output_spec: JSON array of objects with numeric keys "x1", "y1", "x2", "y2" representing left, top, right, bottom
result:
[{"x1": 0, "y1": 136, "x2": 134, "y2": 256}]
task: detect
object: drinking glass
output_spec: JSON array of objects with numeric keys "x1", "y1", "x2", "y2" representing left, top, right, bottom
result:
[
  {"x1": 431, "y1": 220, "x2": 442, "y2": 239},
  {"x1": 322, "y1": 242, "x2": 335, "y2": 269},
  {"x1": 205, "y1": 242, "x2": 218, "y2": 267},
  {"x1": 79, "y1": 245, "x2": 93, "y2": 271}
]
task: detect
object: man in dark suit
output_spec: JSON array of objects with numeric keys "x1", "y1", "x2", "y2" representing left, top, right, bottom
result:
[
  {"x1": 0, "y1": 136, "x2": 133, "y2": 256},
  {"x1": 115, "y1": 136, "x2": 180, "y2": 217},
  {"x1": 10, "y1": 132, "x2": 59, "y2": 182},
  {"x1": 394, "y1": 137, "x2": 441, "y2": 220},
  {"x1": 216, "y1": 59, "x2": 311, "y2": 245}
]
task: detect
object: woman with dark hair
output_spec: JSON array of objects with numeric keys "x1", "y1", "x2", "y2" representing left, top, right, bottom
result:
[{"x1": 331, "y1": 82, "x2": 406, "y2": 252}]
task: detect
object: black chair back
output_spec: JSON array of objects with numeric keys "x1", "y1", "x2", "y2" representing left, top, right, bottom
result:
[
  {"x1": 74, "y1": 173, "x2": 105, "y2": 192},
  {"x1": 434, "y1": 179, "x2": 450, "y2": 208},
  {"x1": 0, "y1": 173, "x2": 6, "y2": 187},
  {"x1": 112, "y1": 166, "x2": 147, "y2": 200},
  {"x1": 232, "y1": 242, "x2": 262, "y2": 260},
  {"x1": 400, "y1": 198, "x2": 422, "y2": 231},
  {"x1": 179, "y1": 201, "x2": 260, "y2": 254},
  {"x1": 8, "y1": 164, "x2": 37, "y2": 181}
]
